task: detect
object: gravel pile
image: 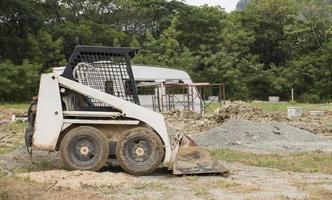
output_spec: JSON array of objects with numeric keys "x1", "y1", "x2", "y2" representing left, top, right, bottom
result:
[{"x1": 192, "y1": 120, "x2": 332, "y2": 153}]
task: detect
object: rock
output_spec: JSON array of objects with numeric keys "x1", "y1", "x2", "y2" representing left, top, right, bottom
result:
[
  {"x1": 231, "y1": 141, "x2": 242, "y2": 145},
  {"x1": 273, "y1": 131, "x2": 281, "y2": 135}
]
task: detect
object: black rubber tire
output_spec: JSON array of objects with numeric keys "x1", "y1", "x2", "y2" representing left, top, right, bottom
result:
[
  {"x1": 115, "y1": 127, "x2": 164, "y2": 175},
  {"x1": 60, "y1": 126, "x2": 109, "y2": 171}
]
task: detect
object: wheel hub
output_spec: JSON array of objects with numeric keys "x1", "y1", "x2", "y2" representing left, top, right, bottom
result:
[
  {"x1": 71, "y1": 137, "x2": 98, "y2": 163},
  {"x1": 126, "y1": 139, "x2": 153, "y2": 163},
  {"x1": 80, "y1": 146, "x2": 90, "y2": 156},
  {"x1": 135, "y1": 147, "x2": 145, "y2": 156}
]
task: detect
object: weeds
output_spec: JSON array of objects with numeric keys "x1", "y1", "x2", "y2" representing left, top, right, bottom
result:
[
  {"x1": 0, "y1": 121, "x2": 26, "y2": 155},
  {"x1": 211, "y1": 149, "x2": 332, "y2": 174},
  {"x1": 0, "y1": 103, "x2": 28, "y2": 110},
  {"x1": 250, "y1": 102, "x2": 332, "y2": 112},
  {"x1": 207, "y1": 101, "x2": 332, "y2": 114},
  {"x1": 0, "y1": 191, "x2": 9, "y2": 200}
]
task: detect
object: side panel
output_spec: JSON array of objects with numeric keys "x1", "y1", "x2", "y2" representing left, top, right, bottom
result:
[{"x1": 33, "y1": 74, "x2": 63, "y2": 150}]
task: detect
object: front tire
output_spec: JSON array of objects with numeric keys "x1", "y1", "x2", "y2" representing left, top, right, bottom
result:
[
  {"x1": 60, "y1": 126, "x2": 109, "y2": 171},
  {"x1": 116, "y1": 127, "x2": 164, "y2": 175}
]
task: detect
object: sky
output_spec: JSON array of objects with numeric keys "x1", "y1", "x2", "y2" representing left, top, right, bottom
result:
[{"x1": 185, "y1": 0, "x2": 238, "y2": 12}]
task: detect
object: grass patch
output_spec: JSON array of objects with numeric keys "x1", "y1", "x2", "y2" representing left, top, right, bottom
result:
[
  {"x1": 205, "y1": 102, "x2": 222, "y2": 113},
  {"x1": 0, "y1": 121, "x2": 26, "y2": 154},
  {"x1": 0, "y1": 103, "x2": 29, "y2": 110},
  {"x1": 206, "y1": 101, "x2": 332, "y2": 113},
  {"x1": 211, "y1": 149, "x2": 332, "y2": 174},
  {"x1": 0, "y1": 121, "x2": 26, "y2": 136},
  {"x1": 250, "y1": 101, "x2": 332, "y2": 112},
  {"x1": 0, "y1": 146, "x2": 17, "y2": 155}
]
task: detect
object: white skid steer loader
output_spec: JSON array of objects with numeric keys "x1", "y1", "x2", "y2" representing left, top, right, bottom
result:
[{"x1": 25, "y1": 46, "x2": 229, "y2": 176}]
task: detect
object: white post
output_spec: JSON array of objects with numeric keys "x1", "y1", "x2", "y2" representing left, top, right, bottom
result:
[{"x1": 291, "y1": 88, "x2": 294, "y2": 102}]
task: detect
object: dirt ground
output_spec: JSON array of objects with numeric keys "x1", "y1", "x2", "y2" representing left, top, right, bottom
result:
[
  {"x1": 0, "y1": 177, "x2": 104, "y2": 200},
  {"x1": 1, "y1": 102, "x2": 332, "y2": 199},
  {"x1": 2, "y1": 160, "x2": 332, "y2": 200},
  {"x1": 0, "y1": 106, "x2": 26, "y2": 151},
  {"x1": 0, "y1": 148, "x2": 331, "y2": 200},
  {"x1": 0, "y1": 107, "x2": 24, "y2": 124}
]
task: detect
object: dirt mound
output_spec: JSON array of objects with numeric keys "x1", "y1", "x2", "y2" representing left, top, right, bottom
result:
[
  {"x1": 163, "y1": 102, "x2": 287, "y2": 135},
  {"x1": 192, "y1": 120, "x2": 332, "y2": 153},
  {"x1": 0, "y1": 107, "x2": 25, "y2": 123},
  {"x1": 164, "y1": 102, "x2": 332, "y2": 136},
  {"x1": 212, "y1": 101, "x2": 331, "y2": 136},
  {"x1": 164, "y1": 110, "x2": 217, "y2": 135},
  {"x1": 287, "y1": 115, "x2": 332, "y2": 136},
  {"x1": 213, "y1": 101, "x2": 285, "y2": 122}
]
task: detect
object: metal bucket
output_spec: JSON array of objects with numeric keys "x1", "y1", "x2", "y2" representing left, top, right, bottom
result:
[{"x1": 172, "y1": 135, "x2": 229, "y2": 177}]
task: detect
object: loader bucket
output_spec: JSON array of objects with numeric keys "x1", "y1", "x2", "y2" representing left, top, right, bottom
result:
[{"x1": 172, "y1": 135, "x2": 229, "y2": 177}]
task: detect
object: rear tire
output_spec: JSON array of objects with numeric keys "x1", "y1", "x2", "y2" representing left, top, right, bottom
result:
[
  {"x1": 116, "y1": 127, "x2": 164, "y2": 175},
  {"x1": 60, "y1": 126, "x2": 109, "y2": 171}
]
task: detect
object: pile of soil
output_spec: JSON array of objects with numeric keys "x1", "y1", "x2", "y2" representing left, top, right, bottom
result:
[
  {"x1": 164, "y1": 101, "x2": 332, "y2": 136},
  {"x1": 287, "y1": 115, "x2": 332, "y2": 136},
  {"x1": 213, "y1": 101, "x2": 285, "y2": 122},
  {"x1": 192, "y1": 120, "x2": 332, "y2": 153},
  {"x1": 164, "y1": 110, "x2": 218, "y2": 135},
  {"x1": 0, "y1": 107, "x2": 25, "y2": 124},
  {"x1": 215, "y1": 101, "x2": 332, "y2": 136}
]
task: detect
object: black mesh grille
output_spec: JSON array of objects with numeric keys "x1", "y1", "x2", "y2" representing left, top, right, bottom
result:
[{"x1": 61, "y1": 46, "x2": 139, "y2": 106}]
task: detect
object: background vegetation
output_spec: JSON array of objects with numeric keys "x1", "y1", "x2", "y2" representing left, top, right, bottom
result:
[{"x1": 0, "y1": 0, "x2": 331, "y2": 102}]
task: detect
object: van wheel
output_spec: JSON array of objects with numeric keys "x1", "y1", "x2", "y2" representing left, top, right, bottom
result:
[
  {"x1": 60, "y1": 126, "x2": 109, "y2": 171},
  {"x1": 116, "y1": 127, "x2": 164, "y2": 175}
]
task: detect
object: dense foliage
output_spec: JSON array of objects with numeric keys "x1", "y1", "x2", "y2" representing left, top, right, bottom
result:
[{"x1": 0, "y1": 0, "x2": 331, "y2": 102}]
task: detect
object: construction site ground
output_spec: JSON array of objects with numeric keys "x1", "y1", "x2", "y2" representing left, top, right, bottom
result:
[{"x1": 1, "y1": 102, "x2": 332, "y2": 200}]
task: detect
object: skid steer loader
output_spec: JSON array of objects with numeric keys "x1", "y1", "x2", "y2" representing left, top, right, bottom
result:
[{"x1": 25, "y1": 45, "x2": 229, "y2": 176}]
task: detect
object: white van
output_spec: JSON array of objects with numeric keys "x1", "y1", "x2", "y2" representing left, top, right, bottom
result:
[
  {"x1": 132, "y1": 65, "x2": 202, "y2": 113},
  {"x1": 53, "y1": 64, "x2": 202, "y2": 113}
]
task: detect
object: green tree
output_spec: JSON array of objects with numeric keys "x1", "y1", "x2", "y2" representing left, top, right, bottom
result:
[
  {"x1": 242, "y1": 0, "x2": 298, "y2": 67},
  {"x1": 0, "y1": 0, "x2": 331, "y2": 102},
  {"x1": 177, "y1": 5, "x2": 227, "y2": 52},
  {"x1": 134, "y1": 18, "x2": 197, "y2": 72},
  {"x1": 27, "y1": 30, "x2": 65, "y2": 70},
  {"x1": 0, "y1": 0, "x2": 45, "y2": 63},
  {"x1": 0, "y1": 60, "x2": 41, "y2": 102}
]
